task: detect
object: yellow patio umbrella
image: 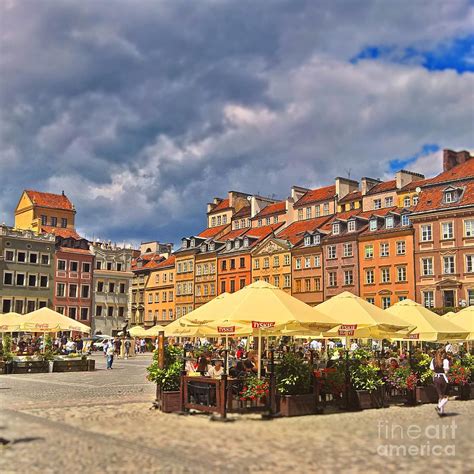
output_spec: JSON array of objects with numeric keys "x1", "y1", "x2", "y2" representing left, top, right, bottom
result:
[
  {"x1": 385, "y1": 299, "x2": 469, "y2": 342},
  {"x1": 319, "y1": 291, "x2": 413, "y2": 341},
  {"x1": 21, "y1": 307, "x2": 91, "y2": 333},
  {"x1": 178, "y1": 293, "x2": 232, "y2": 325},
  {"x1": 128, "y1": 326, "x2": 149, "y2": 337},
  {"x1": 144, "y1": 325, "x2": 167, "y2": 337},
  {"x1": 442, "y1": 311, "x2": 457, "y2": 318},
  {"x1": 446, "y1": 306, "x2": 474, "y2": 340},
  {"x1": 0, "y1": 312, "x2": 24, "y2": 332}
]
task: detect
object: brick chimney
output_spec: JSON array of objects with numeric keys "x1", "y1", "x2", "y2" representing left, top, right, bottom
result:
[
  {"x1": 395, "y1": 170, "x2": 425, "y2": 189},
  {"x1": 361, "y1": 177, "x2": 381, "y2": 196},
  {"x1": 335, "y1": 177, "x2": 359, "y2": 199},
  {"x1": 443, "y1": 149, "x2": 472, "y2": 172}
]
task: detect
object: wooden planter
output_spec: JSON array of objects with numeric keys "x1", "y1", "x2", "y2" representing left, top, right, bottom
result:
[
  {"x1": 53, "y1": 359, "x2": 89, "y2": 372},
  {"x1": 454, "y1": 384, "x2": 471, "y2": 400},
  {"x1": 160, "y1": 391, "x2": 181, "y2": 413},
  {"x1": 12, "y1": 360, "x2": 48, "y2": 374},
  {"x1": 416, "y1": 385, "x2": 438, "y2": 404},
  {"x1": 87, "y1": 359, "x2": 96, "y2": 371},
  {"x1": 278, "y1": 393, "x2": 315, "y2": 417},
  {"x1": 0, "y1": 361, "x2": 6, "y2": 374}
]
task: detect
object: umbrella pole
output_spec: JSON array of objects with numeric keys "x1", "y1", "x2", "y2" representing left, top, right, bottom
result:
[{"x1": 257, "y1": 328, "x2": 262, "y2": 379}]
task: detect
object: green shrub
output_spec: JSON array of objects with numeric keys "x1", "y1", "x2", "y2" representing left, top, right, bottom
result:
[
  {"x1": 275, "y1": 353, "x2": 313, "y2": 395},
  {"x1": 147, "y1": 345, "x2": 183, "y2": 391}
]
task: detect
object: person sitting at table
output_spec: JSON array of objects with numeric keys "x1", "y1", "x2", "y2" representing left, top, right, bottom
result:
[
  {"x1": 208, "y1": 360, "x2": 224, "y2": 378},
  {"x1": 196, "y1": 356, "x2": 210, "y2": 375},
  {"x1": 229, "y1": 361, "x2": 246, "y2": 378},
  {"x1": 244, "y1": 350, "x2": 258, "y2": 374}
]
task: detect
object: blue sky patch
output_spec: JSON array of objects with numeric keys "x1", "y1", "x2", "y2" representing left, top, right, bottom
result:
[{"x1": 389, "y1": 144, "x2": 439, "y2": 172}]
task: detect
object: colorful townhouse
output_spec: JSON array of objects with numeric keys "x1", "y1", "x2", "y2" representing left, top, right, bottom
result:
[
  {"x1": 358, "y1": 208, "x2": 415, "y2": 308},
  {"x1": 0, "y1": 225, "x2": 55, "y2": 314},
  {"x1": 53, "y1": 235, "x2": 94, "y2": 324},
  {"x1": 411, "y1": 150, "x2": 474, "y2": 308},
  {"x1": 144, "y1": 255, "x2": 176, "y2": 326}
]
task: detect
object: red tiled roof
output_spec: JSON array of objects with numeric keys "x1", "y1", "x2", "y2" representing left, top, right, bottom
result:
[
  {"x1": 58, "y1": 247, "x2": 93, "y2": 256},
  {"x1": 41, "y1": 226, "x2": 81, "y2": 239},
  {"x1": 400, "y1": 178, "x2": 428, "y2": 192},
  {"x1": 198, "y1": 224, "x2": 230, "y2": 238},
  {"x1": 294, "y1": 185, "x2": 336, "y2": 207},
  {"x1": 232, "y1": 206, "x2": 251, "y2": 218},
  {"x1": 366, "y1": 180, "x2": 396, "y2": 195},
  {"x1": 244, "y1": 223, "x2": 284, "y2": 241},
  {"x1": 220, "y1": 228, "x2": 248, "y2": 240},
  {"x1": 25, "y1": 190, "x2": 74, "y2": 211},
  {"x1": 414, "y1": 182, "x2": 474, "y2": 213},
  {"x1": 275, "y1": 216, "x2": 331, "y2": 245},
  {"x1": 254, "y1": 201, "x2": 286, "y2": 218},
  {"x1": 209, "y1": 199, "x2": 230, "y2": 213},
  {"x1": 155, "y1": 254, "x2": 176, "y2": 269},
  {"x1": 427, "y1": 158, "x2": 474, "y2": 185},
  {"x1": 338, "y1": 190, "x2": 362, "y2": 203}
]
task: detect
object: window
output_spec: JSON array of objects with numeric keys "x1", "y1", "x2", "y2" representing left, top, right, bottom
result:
[
  {"x1": 273, "y1": 256, "x2": 280, "y2": 267},
  {"x1": 107, "y1": 262, "x2": 113, "y2": 271},
  {"x1": 96, "y1": 305, "x2": 103, "y2": 317},
  {"x1": 328, "y1": 272, "x2": 337, "y2": 287},
  {"x1": 314, "y1": 234, "x2": 321, "y2": 245},
  {"x1": 41, "y1": 215, "x2": 47, "y2": 225},
  {"x1": 273, "y1": 275, "x2": 280, "y2": 287},
  {"x1": 163, "y1": 291, "x2": 167, "y2": 302},
  {"x1": 80, "y1": 308, "x2": 89, "y2": 321},
  {"x1": 284, "y1": 274, "x2": 291, "y2": 288},
  {"x1": 327, "y1": 245, "x2": 336, "y2": 259},
  {"x1": 380, "y1": 243, "x2": 389, "y2": 257},
  {"x1": 57, "y1": 260, "x2": 66, "y2": 271},
  {"x1": 421, "y1": 225, "x2": 432, "y2": 242},
  {"x1": 385, "y1": 197, "x2": 393, "y2": 207},
  {"x1": 211, "y1": 217, "x2": 216, "y2": 227},
  {"x1": 116, "y1": 263, "x2": 122, "y2": 271},
  {"x1": 254, "y1": 259, "x2": 260, "y2": 270},
  {"x1": 423, "y1": 291, "x2": 434, "y2": 308},
  {"x1": 306, "y1": 207, "x2": 311, "y2": 219},
  {"x1": 298, "y1": 209, "x2": 303, "y2": 221},
  {"x1": 366, "y1": 298, "x2": 375, "y2": 305},
  {"x1": 295, "y1": 258, "x2": 302, "y2": 270},
  {"x1": 373, "y1": 199, "x2": 381, "y2": 210},
  {"x1": 348, "y1": 220, "x2": 356, "y2": 232},
  {"x1": 15, "y1": 300, "x2": 24, "y2": 314},
  {"x1": 69, "y1": 284, "x2": 78, "y2": 297},
  {"x1": 221, "y1": 281, "x2": 226, "y2": 293},
  {"x1": 196, "y1": 265, "x2": 202, "y2": 276},
  {"x1": 467, "y1": 289, "x2": 474, "y2": 306},
  {"x1": 284, "y1": 254, "x2": 290, "y2": 266},
  {"x1": 401, "y1": 214, "x2": 410, "y2": 227},
  {"x1": 382, "y1": 296, "x2": 391, "y2": 309},
  {"x1": 314, "y1": 277, "x2": 321, "y2": 291},
  {"x1": 235, "y1": 220, "x2": 240, "y2": 230},
  {"x1": 97, "y1": 281, "x2": 104, "y2": 292},
  {"x1": 56, "y1": 306, "x2": 65, "y2": 315},
  {"x1": 466, "y1": 255, "x2": 474, "y2": 273},
  {"x1": 273, "y1": 216, "x2": 278, "y2": 224},
  {"x1": 304, "y1": 257, "x2": 311, "y2": 268},
  {"x1": 465, "y1": 219, "x2": 474, "y2": 237},
  {"x1": 226, "y1": 241, "x2": 232, "y2": 251},
  {"x1": 369, "y1": 219, "x2": 377, "y2": 231},
  {"x1": 315, "y1": 205, "x2": 321, "y2": 217},
  {"x1": 235, "y1": 240, "x2": 240, "y2": 250},
  {"x1": 230, "y1": 259, "x2": 236, "y2": 270},
  {"x1": 314, "y1": 255, "x2": 321, "y2": 267},
  {"x1": 365, "y1": 269, "x2": 375, "y2": 284},
  {"x1": 223, "y1": 215, "x2": 227, "y2": 224},
  {"x1": 403, "y1": 196, "x2": 411, "y2": 207},
  {"x1": 17, "y1": 251, "x2": 26, "y2": 263},
  {"x1": 265, "y1": 217, "x2": 271, "y2": 225},
  {"x1": 442, "y1": 222, "x2": 454, "y2": 240},
  {"x1": 3, "y1": 250, "x2": 13, "y2": 262},
  {"x1": 398, "y1": 296, "x2": 407, "y2": 302},
  {"x1": 221, "y1": 260, "x2": 227, "y2": 271},
  {"x1": 332, "y1": 223, "x2": 340, "y2": 235},
  {"x1": 243, "y1": 238, "x2": 249, "y2": 247},
  {"x1": 305, "y1": 278, "x2": 311, "y2": 292},
  {"x1": 263, "y1": 257, "x2": 270, "y2": 269},
  {"x1": 323, "y1": 203, "x2": 330, "y2": 215},
  {"x1": 413, "y1": 195, "x2": 419, "y2": 205},
  {"x1": 385, "y1": 216, "x2": 394, "y2": 229},
  {"x1": 443, "y1": 256, "x2": 455, "y2": 274},
  {"x1": 96, "y1": 261, "x2": 102, "y2": 270},
  {"x1": 29, "y1": 252, "x2": 38, "y2": 264},
  {"x1": 230, "y1": 280, "x2": 236, "y2": 293},
  {"x1": 344, "y1": 270, "x2": 353, "y2": 286},
  {"x1": 70, "y1": 261, "x2": 79, "y2": 272},
  {"x1": 61, "y1": 218, "x2": 67, "y2": 228},
  {"x1": 51, "y1": 216, "x2": 57, "y2": 227},
  {"x1": 381, "y1": 268, "x2": 390, "y2": 283},
  {"x1": 26, "y1": 274, "x2": 36, "y2": 287},
  {"x1": 239, "y1": 279, "x2": 245, "y2": 290},
  {"x1": 109, "y1": 282, "x2": 115, "y2": 293},
  {"x1": 16, "y1": 273, "x2": 25, "y2": 286},
  {"x1": 82, "y1": 262, "x2": 91, "y2": 273},
  {"x1": 343, "y1": 243, "x2": 353, "y2": 257},
  {"x1": 81, "y1": 285, "x2": 90, "y2": 298},
  {"x1": 444, "y1": 190, "x2": 457, "y2": 203},
  {"x1": 295, "y1": 279, "x2": 301, "y2": 293},
  {"x1": 364, "y1": 244, "x2": 374, "y2": 259},
  {"x1": 396, "y1": 241, "x2": 406, "y2": 255},
  {"x1": 68, "y1": 307, "x2": 77, "y2": 320},
  {"x1": 169, "y1": 309, "x2": 173, "y2": 319},
  {"x1": 155, "y1": 292, "x2": 160, "y2": 303},
  {"x1": 107, "y1": 306, "x2": 114, "y2": 317},
  {"x1": 56, "y1": 282, "x2": 66, "y2": 297},
  {"x1": 217, "y1": 216, "x2": 222, "y2": 225},
  {"x1": 422, "y1": 258, "x2": 433, "y2": 276},
  {"x1": 397, "y1": 266, "x2": 407, "y2": 282},
  {"x1": 304, "y1": 236, "x2": 311, "y2": 246},
  {"x1": 258, "y1": 219, "x2": 262, "y2": 227}
]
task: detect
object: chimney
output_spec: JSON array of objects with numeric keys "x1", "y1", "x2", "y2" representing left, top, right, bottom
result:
[
  {"x1": 335, "y1": 177, "x2": 359, "y2": 199},
  {"x1": 395, "y1": 170, "x2": 425, "y2": 189},
  {"x1": 443, "y1": 149, "x2": 472, "y2": 172},
  {"x1": 361, "y1": 177, "x2": 381, "y2": 196},
  {"x1": 291, "y1": 186, "x2": 310, "y2": 202}
]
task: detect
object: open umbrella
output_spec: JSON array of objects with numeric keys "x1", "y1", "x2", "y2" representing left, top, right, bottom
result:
[
  {"x1": 128, "y1": 326, "x2": 149, "y2": 337},
  {"x1": 443, "y1": 306, "x2": 474, "y2": 341},
  {"x1": 0, "y1": 312, "x2": 24, "y2": 332},
  {"x1": 145, "y1": 325, "x2": 167, "y2": 337},
  {"x1": 385, "y1": 299, "x2": 468, "y2": 342},
  {"x1": 21, "y1": 307, "x2": 90, "y2": 333}
]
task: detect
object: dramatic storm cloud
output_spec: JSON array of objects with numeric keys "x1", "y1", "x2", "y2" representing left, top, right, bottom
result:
[{"x1": 1, "y1": 0, "x2": 473, "y2": 244}]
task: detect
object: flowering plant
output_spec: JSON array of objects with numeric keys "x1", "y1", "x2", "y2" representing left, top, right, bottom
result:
[
  {"x1": 240, "y1": 376, "x2": 269, "y2": 401},
  {"x1": 386, "y1": 366, "x2": 418, "y2": 390},
  {"x1": 448, "y1": 363, "x2": 471, "y2": 386},
  {"x1": 315, "y1": 367, "x2": 346, "y2": 396}
]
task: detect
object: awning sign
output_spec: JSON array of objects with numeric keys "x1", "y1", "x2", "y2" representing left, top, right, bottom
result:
[
  {"x1": 338, "y1": 324, "x2": 357, "y2": 336},
  {"x1": 407, "y1": 333, "x2": 419, "y2": 340},
  {"x1": 252, "y1": 321, "x2": 275, "y2": 329},
  {"x1": 217, "y1": 326, "x2": 235, "y2": 334}
]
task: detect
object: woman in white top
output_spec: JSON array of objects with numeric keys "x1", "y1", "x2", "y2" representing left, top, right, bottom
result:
[
  {"x1": 430, "y1": 349, "x2": 450, "y2": 416},
  {"x1": 208, "y1": 360, "x2": 224, "y2": 378}
]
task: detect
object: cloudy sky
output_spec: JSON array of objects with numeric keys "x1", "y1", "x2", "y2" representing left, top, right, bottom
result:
[{"x1": 1, "y1": 0, "x2": 473, "y2": 245}]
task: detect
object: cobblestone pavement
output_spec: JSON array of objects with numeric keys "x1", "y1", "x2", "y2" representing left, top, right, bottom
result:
[{"x1": 1, "y1": 354, "x2": 473, "y2": 473}]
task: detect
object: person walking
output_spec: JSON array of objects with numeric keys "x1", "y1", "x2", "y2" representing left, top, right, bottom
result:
[
  {"x1": 124, "y1": 339, "x2": 131, "y2": 359},
  {"x1": 430, "y1": 349, "x2": 450, "y2": 416},
  {"x1": 106, "y1": 342, "x2": 115, "y2": 370},
  {"x1": 140, "y1": 338, "x2": 146, "y2": 354}
]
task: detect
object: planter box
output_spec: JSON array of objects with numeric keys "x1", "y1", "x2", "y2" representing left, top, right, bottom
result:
[
  {"x1": 416, "y1": 385, "x2": 438, "y2": 404},
  {"x1": 53, "y1": 359, "x2": 89, "y2": 372},
  {"x1": 160, "y1": 391, "x2": 181, "y2": 413},
  {"x1": 87, "y1": 359, "x2": 95, "y2": 371},
  {"x1": 12, "y1": 360, "x2": 48, "y2": 374},
  {"x1": 353, "y1": 389, "x2": 386, "y2": 410},
  {"x1": 453, "y1": 384, "x2": 471, "y2": 400},
  {"x1": 0, "y1": 361, "x2": 6, "y2": 375},
  {"x1": 278, "y1": 393, "x2": 315, "y2": 417}
]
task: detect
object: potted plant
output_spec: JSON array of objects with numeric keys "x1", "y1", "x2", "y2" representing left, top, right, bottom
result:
[
  {"x1": 410, "y1": 353, "x2": 437, "y2": 404},
  {"x1": 449, "y1": 362, "x2": 471, "y2": 400},
  {"x1": 350, "y1": 360, "x2": 384, "y2": 409},
  {"x1": 2, "y1": 335, "x2": 14, "y2": 374},
  {"x1": 240, "y1": 376, "x2": 269, "y2": 407},
  {"x1": 147, "y1": 345, "x2": 183, "y2": 413},
  {"x1": 315, "y1": 366, "x2": 346, "y2": 408},
  {"x1": 385, "y1": 366, "x2": 419, "y2": 404},
  {"x1": 275, "y1": 353, "x2": 314, "y2": 416}
]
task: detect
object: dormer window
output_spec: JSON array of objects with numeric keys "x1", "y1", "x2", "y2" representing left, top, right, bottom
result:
[
  {"x1": 182, "y1": 239, "x2": 188, "y2": 249},
  {"x1": 258, "y1": 219, "x2": 262, "y2": 227},
  {"x1": 444, "y1": 188, "x2": 460, "y2": 204},
  {"x1": 333, "y1": 223, "x2": 340, "y2": 235},
  {"x1": 235, "y1": 239, "x2": 240, "y2": 249},
  {"x1": 314, "y1": 234, "x2": 321, "y2": 245},
  {"x1": 235, "y1": 221, "x2": 240, "y2": 230},
  {"x1": 348, "y1": 220, "x2": 356, "y2": 233},
  {"x1": 190, "y1": 239, "x2": 195, "y2": 247},
  {"x1": 243, "y1": 237, "x2": 249, "y2": 248},
  {"x1": 413, "y1": 195, "x2": 419, "y2": 205},
  {"x1": 226, "y1": 241, "x2": 232, "y2": 251},
  {"x1": 401, "y1": 214, "x2": 410, "y2": 226},
  {"x1": 385, "y1": 216, "x2": 394, "y2": 229},
  {"x1": 369, "y1": 219, "x2": 377, "y2": 231},
  {"x1": 201, "y1": 244, "x2": 206, "y2": 252},
  {"x1": 209, "y1": 242, "x2": 215, "y2": 251},
  {"x1": 304, "y1": 236, "x2": 311, "y2": 246},
  {"x1": 403, "y1": 196, "x2": 411, "y2": 207}
]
